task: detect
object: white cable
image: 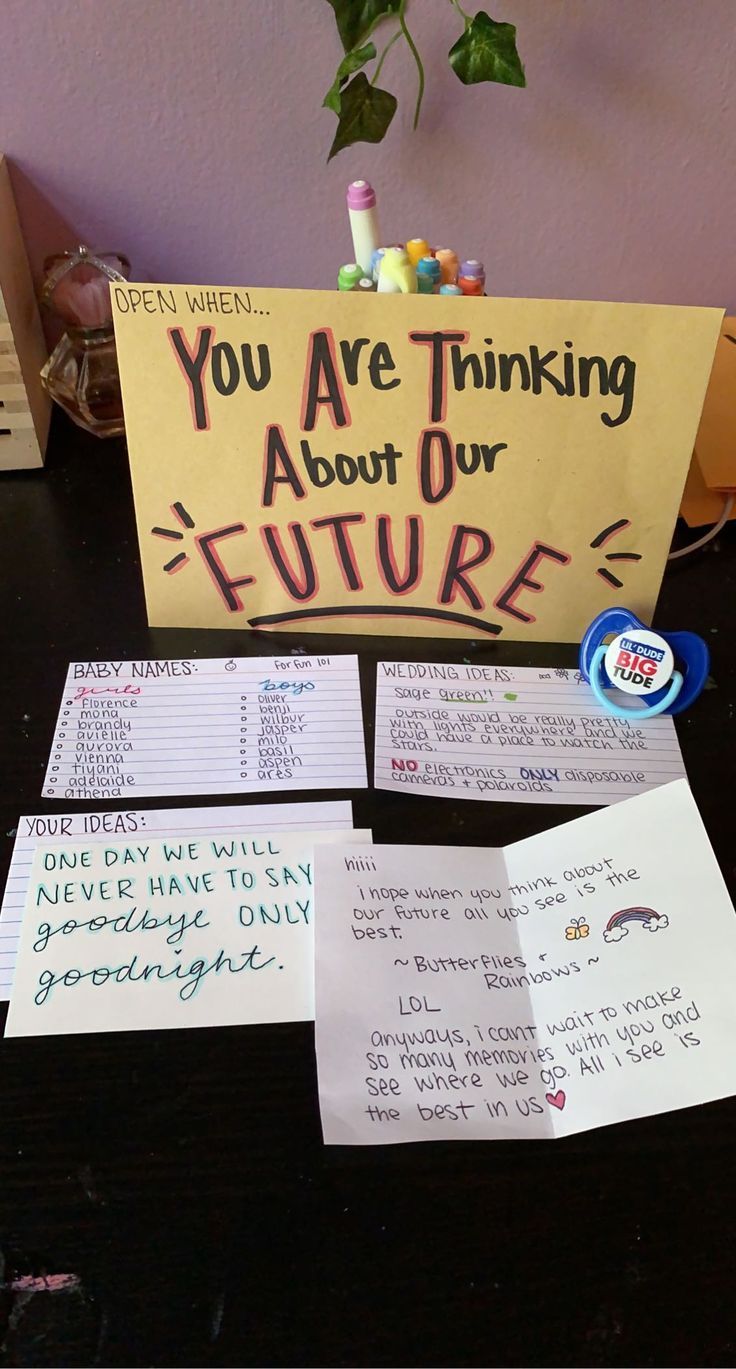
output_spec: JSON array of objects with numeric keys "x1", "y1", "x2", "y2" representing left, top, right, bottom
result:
[{"x1": 668, "y1": 493, "x2": 735, "y2": 561}]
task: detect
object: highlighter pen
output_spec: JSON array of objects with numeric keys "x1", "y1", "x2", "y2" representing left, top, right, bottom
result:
[
  {"x1": 338, "y1": 262, "x2": 364, "y2": 291},
  {"x1": 417, "y1": 256, "x2": 441, "y2": 294},
  {"x1": 370, "y1": 247, "x2": 386, "y2": 282},
  {"x1": 458, "y1": 259, "x2": 485, "y2": 296},
  {"x1": 377, "y1": 246, "x2": 417, "y2": 293},
  {"x1": 439, "y1": 283, "x2": 463, "y2": 295},
  {"x1": 434, "y1": 248, "x2": 460, "y2": 285},
  {"x1": 347, "y1": 180, "x2": 381, "y2": 277},
  {"x1": 406, "y1": 238, "x2": 430, "y2": 269}
]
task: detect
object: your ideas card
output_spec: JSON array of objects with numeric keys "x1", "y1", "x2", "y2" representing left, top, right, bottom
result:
[
  {"x1": 0, "y1": 799, "x2": 353, "y2": 1000},
  {"x1": 6, "y1": 826, "x2": 370, "y2": 1037}
]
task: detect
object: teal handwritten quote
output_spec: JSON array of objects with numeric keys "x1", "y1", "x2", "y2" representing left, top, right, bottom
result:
[{"x1": 7, "y1": 827, "x2": 370, "y2": 1037}]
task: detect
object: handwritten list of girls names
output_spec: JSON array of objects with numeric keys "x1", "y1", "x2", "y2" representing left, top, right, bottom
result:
[
  {"x1": 375, "y1": 662, "x2": 686, "y2": 805},
  {"x1": 0, "y1": 799, "x2": 353, "y2": 1001},
  {"x1": 6, "y1": 826, "x2": 370, "y2": 1037},
  {"x1": 315, "y1": 781, "x2": 736, "y2": 1144},
  {"x1": 42, "y1": 656, "x2": 367, "y2": 800}
]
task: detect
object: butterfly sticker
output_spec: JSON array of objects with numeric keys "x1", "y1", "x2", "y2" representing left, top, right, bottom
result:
[{"x1": 565, "y1": 917, "x2": 590, "y2": 941}]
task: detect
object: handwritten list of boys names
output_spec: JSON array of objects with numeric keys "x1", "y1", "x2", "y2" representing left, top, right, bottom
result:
[
  {"x1": 42, "y1": 656, "x2": 367, "y2": 800},
  {"x1": 315, "y1": 781, "x2": 736, "y2": 1144},
  {"x1": 0, "y1": 799, "x2": 353, "y2": 1000},
  {"x1": 375, "y1": 662, "x2": 686, "y2": 805},
  {"x1": 5, "y1": 826, "x2": 370, "y2": 1037}
]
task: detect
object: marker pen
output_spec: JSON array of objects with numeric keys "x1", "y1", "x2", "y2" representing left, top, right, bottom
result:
[
  {"x1": 439, "y1": 283, "x2": 463, "y2": 295},
  {"x1": 338, "y1": 262, "x2": 364, "y2": 291},
  {"x1": 347, "y1": 180, "x2": 381, "y2": 277},
  {"x1": 377, "y1": 247, "x2": 417, "y2": 293},
  {"x1": 458, "y1": 259, "x2": 485, "y2": 296},
  {"x1": 417, "y1": 256, "x2": 441, "y2": 294},
  {"x1": 435, "y1": 248, "x2": 460, "y2": 285},
  {"x1": 406, "y1": 238, "x2": 430, "y2": 269},
  {"x1": 370, "y1": 247, "x2": 386, "y2": 283},
  {"x1": 351, "y1": 276, "x2": 377, "y2": 292}
]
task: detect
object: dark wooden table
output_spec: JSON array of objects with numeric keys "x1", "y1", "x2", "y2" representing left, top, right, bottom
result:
[{"x1": 0, "y1": 414, "x2": 735, "y2": 1368}]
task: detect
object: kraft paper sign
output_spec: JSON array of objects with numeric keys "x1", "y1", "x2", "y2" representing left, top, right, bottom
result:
[
  {"x1": 693, "y1": 316, "x2": 736, "y2": 492},
  {"x1": 112, "y1": 285, "x2": 722, "y2": 642}
]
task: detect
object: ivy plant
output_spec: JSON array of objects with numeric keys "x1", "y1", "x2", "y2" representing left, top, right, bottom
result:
[{"x1": 324, "y1": 0, "x2": 525, "y2": 160}]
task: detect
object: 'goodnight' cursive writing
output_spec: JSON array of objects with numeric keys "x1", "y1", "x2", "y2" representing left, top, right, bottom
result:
[{"x1": 34, "y1": 945, "x2": 276, "y2": 1006}]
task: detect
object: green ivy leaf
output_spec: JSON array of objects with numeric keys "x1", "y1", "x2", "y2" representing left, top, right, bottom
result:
[
  {"x1": 327, "y1": 72, "x2": 397, "y2": 161},
  {"x1": 326, "y1": 0, "x2": 400, "y2": 53},
  {"x1": 449, "y1": 11, "x2": 526, "y2": 87},
  {"x1": 323, "y1": 41, "x2": 377, "y2": 114}
]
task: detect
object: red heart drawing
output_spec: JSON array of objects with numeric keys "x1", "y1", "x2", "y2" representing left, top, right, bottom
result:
[{"x1": 546, "y1": 1090, "x2": 566, "y2": 1110}]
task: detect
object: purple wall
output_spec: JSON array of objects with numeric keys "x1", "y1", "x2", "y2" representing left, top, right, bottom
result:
[{"x1": 2, "y1": 0, "x2": 734, "y2": 305}]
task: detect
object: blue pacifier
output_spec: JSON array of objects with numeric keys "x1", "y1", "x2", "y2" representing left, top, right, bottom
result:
[{"x1": 579, "y1": 608, "x2": 709, "y2": 719}]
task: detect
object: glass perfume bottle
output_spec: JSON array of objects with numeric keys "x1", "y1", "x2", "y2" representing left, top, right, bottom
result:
[{"x1": 40, "y1": 246, "x2": 131, "y2": 438}]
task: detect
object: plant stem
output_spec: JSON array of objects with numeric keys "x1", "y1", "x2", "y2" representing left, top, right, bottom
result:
[
  {"x1": 399, "y1": 0, "x2": 425, "y2": 130},
  {"x1": 450, "y1": 0, "x2": 472, "y2": 26},
  {"x1": 362, "y1": 7, "x2": 397, "y2": 44},
  {"x1": 372, "y1": 28, "x2": 402, "y2": 85}
]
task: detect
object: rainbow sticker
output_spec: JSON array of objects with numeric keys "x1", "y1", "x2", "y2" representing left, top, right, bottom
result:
[{"x1": 603, "y1": 906, "x2": 669, "y2": 944}]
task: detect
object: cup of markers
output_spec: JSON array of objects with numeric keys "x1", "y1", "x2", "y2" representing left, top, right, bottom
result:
[{"x1": 338, "y1": 179, "x2": 487, "y2": 298}]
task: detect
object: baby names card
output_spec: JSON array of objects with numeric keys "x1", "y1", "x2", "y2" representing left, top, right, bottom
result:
[
  {"x1": 42, "y1": 655, "x2": 367, "y2": 799},
  {"x1": 374, "y1": 662, "x2": 686, "y2": 804},
  {"x1": 0, "y1": 799, "x2": 353, "y2": 1000},
  {"x1": 6, "y1": 826, "x2": 370, "y2": 1037},
  {"x1": 314, "y1": 781, "x2": 736, "y2": 1144}
]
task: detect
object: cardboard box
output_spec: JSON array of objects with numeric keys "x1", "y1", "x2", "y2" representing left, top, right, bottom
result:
[{"x1": 0, "y1": 155, "x2": 51, "y2": 469}]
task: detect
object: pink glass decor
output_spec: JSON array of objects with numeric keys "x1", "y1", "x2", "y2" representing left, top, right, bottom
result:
[{"x1": 40, "y1": 246, "x2": 131, "y2": 438}]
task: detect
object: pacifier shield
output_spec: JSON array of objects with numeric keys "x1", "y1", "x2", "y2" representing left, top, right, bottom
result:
[{"x1": 604, "y1": 629, "x2": 674, "y2": 696}]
